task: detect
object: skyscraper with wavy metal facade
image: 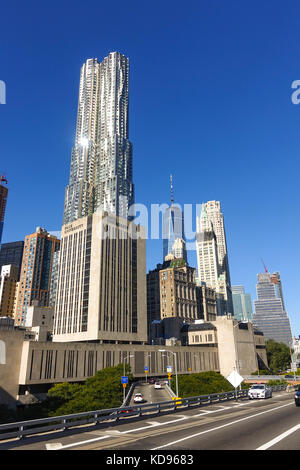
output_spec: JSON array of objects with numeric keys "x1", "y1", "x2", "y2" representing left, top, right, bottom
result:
[{"x1": 63, "y1": 52, "x2": 134, "y2": 224}]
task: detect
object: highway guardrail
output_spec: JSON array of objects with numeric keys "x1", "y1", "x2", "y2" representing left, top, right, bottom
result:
[{"x1": 0, "y1": 385, "x2": 287, "y2": 441}]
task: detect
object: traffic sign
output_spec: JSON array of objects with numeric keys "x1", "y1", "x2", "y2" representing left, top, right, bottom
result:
[
  {"x1": 121, "y1": 376, "x2": 128, "y2": 384},
  {"x1": 226, "y1": 370, "x2": 244, "y2": 388},
  {"x1": 166, "y1": 366, "x2": 172, "y2": 373},
  {"x1": 144, "y1": 366, "x2": 149, "y2": 373}
]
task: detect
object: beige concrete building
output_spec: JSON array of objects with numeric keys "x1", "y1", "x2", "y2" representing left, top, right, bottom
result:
[
  {"x1": 0, "y1": 327, "x2": 25, "y2": 408},
  {"x1": 210, "y1": 317, "x2": 267, "y2": 377},
  {"x1": 25, "y1": 301, "x2": 54, "y2": 342},
  {"x1": 0, "y1": 264, "x2": 19, "y2": 317},
  {"x1": 53, "y1": 210, "x2": 147, "y2": 344},
  {"x1": 0, "y1": 316, "x2": 268, "y2": 407}
]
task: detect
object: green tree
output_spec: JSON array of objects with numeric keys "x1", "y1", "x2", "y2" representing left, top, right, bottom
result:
[
  {"x1": 170, "y1": 371, "x2": 236, "y2": 398},
  {"x1": 46, "y1": 363, "x2": 133, "y2": 416},
  {"x1": 265, "y1": 339, "x2": 291, "y2": 373}
]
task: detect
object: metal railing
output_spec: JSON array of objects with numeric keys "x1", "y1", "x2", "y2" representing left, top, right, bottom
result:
[
  {"x1": 0, "y1": 385, "x2": 287, "y2": 442},
  {"x1": 244, "y1": 375, "x2": 300, "y2": 381}
]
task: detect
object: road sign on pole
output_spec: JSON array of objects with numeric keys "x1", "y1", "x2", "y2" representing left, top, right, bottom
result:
[
  {"x1": 227, "y1": 370, "x2": 244, "y2": 401},
  {"x1": 121, "y1": 376, "x2": 128, "y2": 384},
  {"x1": 227, "y1": 370, "x2": 244, "y2": 388}
]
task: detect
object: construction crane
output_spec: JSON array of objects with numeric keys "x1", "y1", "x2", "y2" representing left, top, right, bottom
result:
[
  {"x1": 261, "y1": 258, "x2": 268, "y2": 273},
  {"x1": 0, "y1": 173, "x2": 8, "y2": 184}
]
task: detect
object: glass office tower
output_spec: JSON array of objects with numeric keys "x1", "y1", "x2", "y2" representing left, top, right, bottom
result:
[
  {"x1": 232, "y1": 285, "x2": 253, "y2": 321},
  {"x1": 252, "y1": 272, "x2": 293, "y2": 346}
]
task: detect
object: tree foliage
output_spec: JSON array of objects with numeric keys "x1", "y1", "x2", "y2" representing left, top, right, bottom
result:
[
  {"x1": 265, "y1": 339, "x2": 291, "y2": 374},
  {"x1": 46, "y1": 363, "x2": 133, "y2": 416},
  {"x1": 171, "y1": 371, "x2": 236, "y2": 398}
]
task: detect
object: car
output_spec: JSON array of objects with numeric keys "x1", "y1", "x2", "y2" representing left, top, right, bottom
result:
[
  {"x1": 133, "y1": 393, "x2": 144, "y2": 403},
  {"x1": 154, "y1": 382, "x2": 162, "y2": 389},
  {"x1": 148, "y1": 378, "x2": 155, "y2": 384},
  {"x1": 294, "y1": 388, "x2": 300, "y2": 406},
  {"x1": 248, "y1": 384, "x2": 272, "y2": 399}
]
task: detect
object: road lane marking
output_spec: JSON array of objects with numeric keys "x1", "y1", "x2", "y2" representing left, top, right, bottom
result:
[
  {"x1": 45, "y1": 443, "x2": 63, "y2": 450},
  {"x1": 46, "y1": 435, "x2": 110, "y2": 450},
  {"x1": 151, "y1": 402, "x2": 293, "y2": 450},
  {"x1": 256, "y1": 424, "x2": 300, "y2": 450},
  {"x1": 45, "y1": 394, "x2": 289, "y2": 450}
]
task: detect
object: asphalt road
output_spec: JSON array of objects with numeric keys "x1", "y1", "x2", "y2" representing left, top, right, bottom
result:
[
  {"x1": 129, "y1": 380, "x2": 171, "y2": 406},
  {"x1": 1, "y1": 390, "x2": 300, "y2": 451}
]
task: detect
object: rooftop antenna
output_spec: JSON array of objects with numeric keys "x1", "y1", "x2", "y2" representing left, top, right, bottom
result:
[
  {"x1": 261, "y1": 258, "x2": 268, "y2": 273},
  {"x1": 170, "y1": 174, "x2": 174, "y2": 205}
]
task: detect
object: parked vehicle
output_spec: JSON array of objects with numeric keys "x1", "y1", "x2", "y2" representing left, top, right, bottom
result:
[
  {"x1": 248, "y1": 384, "x2": 272, "y2": 399},
  {"x1": 294, "y1": 387, "x2": 300, "y2": 406},
  {"x1": 133, "y1": 393, "x2": 144, "y2": 403},
  {"x1": 154, "y1": 382, "x2": 162, "y2": 389},
  {"x1": 148, "y1": 378, "x2": 155, "y2": 384}
]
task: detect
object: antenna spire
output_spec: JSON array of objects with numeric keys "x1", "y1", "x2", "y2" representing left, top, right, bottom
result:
[{"x1": 170, "y1": 174, "x2": 174, "y2": 205}]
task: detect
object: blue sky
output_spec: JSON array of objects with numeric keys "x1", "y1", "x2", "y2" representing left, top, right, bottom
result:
[{"x1": 1, "y1": 0, "x2": 300, "y2": 334}]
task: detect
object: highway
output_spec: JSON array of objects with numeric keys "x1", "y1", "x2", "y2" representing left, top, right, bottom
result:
[
  {"x1": 129, "y1": 380, "x2": 171, "y2": 406},
  {"x1": 1, "y1": 390, "x2": 300, "y2": 450}
]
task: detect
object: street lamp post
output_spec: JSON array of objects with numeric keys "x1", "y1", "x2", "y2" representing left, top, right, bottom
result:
[
  {"x1": 159, "y1": 349, "x2": 178, "y2": 397},
  {"x1": 123, "y1": 354, "x2": 134, "y2": 401},
  {"x1": 145, "y1": 353, "x2": 151, "y2": 383}
]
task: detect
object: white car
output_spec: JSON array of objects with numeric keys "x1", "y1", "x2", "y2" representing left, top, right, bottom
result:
[
  {"x1": 133, "y1": 393, "x2": 144, "y2": 403},
  {"x1": 248, "y1": 384, "x2": 272, "y2": 399},
  {"x1": 154, "y1": 382, "x2": 162, "y2": 389}
]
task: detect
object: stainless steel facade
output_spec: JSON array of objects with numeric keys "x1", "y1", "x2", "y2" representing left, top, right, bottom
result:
[{"x1": 63, "y1": 52, "x2": 134, "y2": 225}]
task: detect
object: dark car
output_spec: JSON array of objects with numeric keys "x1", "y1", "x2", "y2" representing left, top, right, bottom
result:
[
  {"x1": 295, "y1": 388, "x2": 300, "y2": 406},
  {"x1": 148, "y1": 378, "x2": 155, "y2": 384}
]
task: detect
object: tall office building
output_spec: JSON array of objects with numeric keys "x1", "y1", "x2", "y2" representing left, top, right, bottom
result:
[
  {"x1": 162, "y1": 175, "x2": 185, "y2": 261},
  {"x1": 205, "y1": 201, "x2": 231, "y2": 285},
  {"x1": 252, "y1": 272, "x2": 293, "y2": 346},
  {"x1": 232, "y1": 285, "x2": 253, "y2": 322},
  {"x1": 14, "y1": 227, "x2": 60, "y2": 326},
  {"x1": 0, "y1": 264, "x2": 19, "y2": 317},
  {"x1": 0, "y1": 177, "x2": 8, "y2": 245},
  {"x1": 172, "y1": 238, "x2": 187, "y2": 262},
  {"x1": 49, "y1": 250, "x2": 60, "y2": 308},
  {"x1": 159, "y1": 259, "x2": 198, "y2": 322},
  {"x1": 53, "y1": 211, "x2": 147, "y2": 343},
  {"x1": 196, "y1": 203, "x2": 232, "y2": 315},
  {"x1": 0, "y1": 241, "x2": 24, "y2": 279},
  {"x1": 54, "y1": 53, "x2": 147, "y2": 344},
  {"x1": 63, "y1": 52, "x2": 134, "y2": 225}
]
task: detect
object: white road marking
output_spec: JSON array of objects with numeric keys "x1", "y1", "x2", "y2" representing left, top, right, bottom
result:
[
  {"x1": 122, "y1": 416, "x2": 188, "y2": 433},
  {"x1": 256, "y1": 424, "x2": 300, "y2": 450},
  {"x1": 45, "y1": 443, "x2": 63, "y2": 450},
  {"x1": 151, "y1": 402, "x2": 293, "y2": 450},
  {"x1": 45, "y1": 393, "x2": 289, "y2": 450},
  {"x1": 46, "y1": 435, "x2": 110, "y2": 450}
]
